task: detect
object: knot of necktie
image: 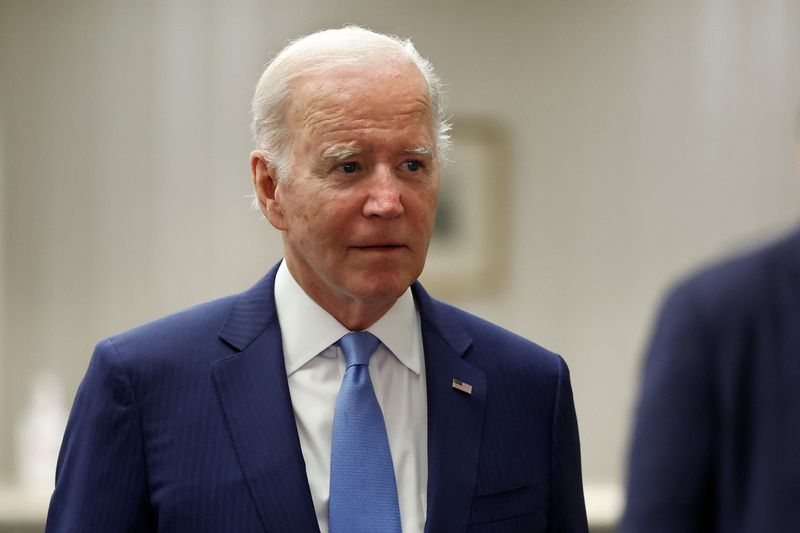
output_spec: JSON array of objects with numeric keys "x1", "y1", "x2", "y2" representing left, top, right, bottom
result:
[{"x1": 338, "y1": 331, "x2": 381, "y2": 368}]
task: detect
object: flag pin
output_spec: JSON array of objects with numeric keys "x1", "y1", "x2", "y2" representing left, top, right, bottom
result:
[{"x1": 451, "y1": 378, "x2": 473, "y2": 396}]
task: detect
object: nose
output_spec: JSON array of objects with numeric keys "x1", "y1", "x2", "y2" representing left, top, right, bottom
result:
[{"x1": 362, "y1": 165, "x2": 404, "y2": 219}]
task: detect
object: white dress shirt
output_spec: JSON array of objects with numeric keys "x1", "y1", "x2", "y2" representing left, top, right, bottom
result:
[{"x1": 274, "y1": 261, "x2": 428, "y2": 533}]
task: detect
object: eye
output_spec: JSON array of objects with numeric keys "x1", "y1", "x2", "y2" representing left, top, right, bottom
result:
[
  {"x1": 338, "y1": 162, "x2": 360, "y2": 174},
  {"x1": 403, "y1": 160, "x2": 424, "y2": 172}
]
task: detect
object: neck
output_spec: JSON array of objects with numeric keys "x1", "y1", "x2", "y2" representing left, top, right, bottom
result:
[
  {"x1": 325, "y1": 301, "x2": 394, "y2": 331},
  {"x1": 283, "y1": 260, "x2": 399, "y2": 331}
]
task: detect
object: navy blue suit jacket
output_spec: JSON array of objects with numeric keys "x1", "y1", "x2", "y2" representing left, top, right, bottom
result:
[
  {"x1": 622, "y1": 228, "x2": 800, "y2": 532},
  {"x1": 47, "y1": 264, "x2": 588, "y2": 532}
]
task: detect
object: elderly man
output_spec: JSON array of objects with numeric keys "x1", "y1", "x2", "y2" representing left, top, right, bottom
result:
[{"x1": 46, "y1": 27, "x2": 588, "y2": 533}]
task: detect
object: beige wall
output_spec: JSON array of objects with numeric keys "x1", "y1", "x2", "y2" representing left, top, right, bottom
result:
[
  {"x1": 0, "y1": 76, "x2": 6, "y2": 481},
  {"x1": 2, "y1": 0, "x2": 799, "y2": 495}
]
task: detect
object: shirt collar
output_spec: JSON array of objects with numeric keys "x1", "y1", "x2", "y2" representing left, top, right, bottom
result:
[{"x1": 274, "y1": 260, "x2": 422, "y2": 377}]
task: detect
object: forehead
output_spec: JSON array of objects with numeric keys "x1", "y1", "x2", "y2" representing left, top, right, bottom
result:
[{"x1": 288, "y1": 62, "x2": 434, "y2": 149}]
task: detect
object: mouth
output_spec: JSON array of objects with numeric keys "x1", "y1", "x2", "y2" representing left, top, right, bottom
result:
[{"x1": 351, "y1": 244, "x2": 406, "y2": 251}]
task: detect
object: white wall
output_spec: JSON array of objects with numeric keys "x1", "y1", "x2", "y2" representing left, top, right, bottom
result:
[{"x1": 1, "y1": 0, "x2": 799, "y2": 497}]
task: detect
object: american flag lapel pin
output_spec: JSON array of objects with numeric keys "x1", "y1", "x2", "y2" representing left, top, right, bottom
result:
[{"x1": 451, "y1": 378, "x2": 473, "y2": 396}]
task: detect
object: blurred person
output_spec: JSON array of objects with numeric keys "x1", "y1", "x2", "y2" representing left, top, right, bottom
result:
[
  {"x1": 622, "y1": 144, "x2": 800, "y2": 532},
  {"x1": 45, "y1": 27, "x2": 588, "y2": 533}
]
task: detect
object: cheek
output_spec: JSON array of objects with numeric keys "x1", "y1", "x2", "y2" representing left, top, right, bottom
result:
[
  {"x1": 291, "y1": 198, "x2": 345, "y2": 245},
  {"x1": 281, "y1": 186, "x2": 318, "y2": 226},
  {"x1": 414, "y1": 187, "x2": 440, "y2": 229}
]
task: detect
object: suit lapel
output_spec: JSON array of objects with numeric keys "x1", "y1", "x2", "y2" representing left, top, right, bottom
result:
[
  {"x1": 414, "y1": 284, "x2": 487, "y2": 533},
  {"x1": 212, "y1": 266, "x2": 320, "y2": 533}
]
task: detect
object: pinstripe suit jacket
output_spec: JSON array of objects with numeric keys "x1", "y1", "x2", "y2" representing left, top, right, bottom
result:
[{"x1": 46, "y1": 263, "x2": 588, "y2": 532}]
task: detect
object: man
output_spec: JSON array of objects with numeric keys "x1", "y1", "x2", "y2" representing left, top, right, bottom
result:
[
  {"x1": 46, "y1": 27, "x2": 588, "y2": 532},
  {"x1": 622, "y1": 224, "x2": 800, "y2": 532}
]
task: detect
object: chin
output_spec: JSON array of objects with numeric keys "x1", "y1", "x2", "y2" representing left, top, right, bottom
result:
[{"x1": 351, "y1": 275, "x2": 415, "y2": 303}]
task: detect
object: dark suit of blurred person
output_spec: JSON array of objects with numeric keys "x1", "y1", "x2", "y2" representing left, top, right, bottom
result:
[{"x1": 622, "y1": 225, "x2": 800, "y2": 532}]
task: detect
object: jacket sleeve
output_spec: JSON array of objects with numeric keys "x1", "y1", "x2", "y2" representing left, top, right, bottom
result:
[
  {"x1": 620, "y1": 283, "x2": 715, "y2": 533},
  {"x1": 45, "y1": 338, "x2": 155, "y2": 532},
  {"x1": 548, "y1": 355, "x2": 589, "y2": 533}
]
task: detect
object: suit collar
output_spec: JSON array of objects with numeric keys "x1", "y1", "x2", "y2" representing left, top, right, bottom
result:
[
  {"x1": 217, "y1": 264, "x2": 281, "y2": 351},
  {"x1": 412, "y1": 283, "x2": 488, "y2": 533},
  {"x1": 411, "y1": 282, "x2": 473, "y2": 355}
]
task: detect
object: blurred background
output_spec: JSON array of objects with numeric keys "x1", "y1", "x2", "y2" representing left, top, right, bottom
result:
[{"x1": 1, "y1": 0, "x2": 799, "y2": 531}]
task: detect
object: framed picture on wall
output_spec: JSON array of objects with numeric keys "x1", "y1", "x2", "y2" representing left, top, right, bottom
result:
[{"x1": 420, "y1": 117, "x2": 510, "y2": 298}]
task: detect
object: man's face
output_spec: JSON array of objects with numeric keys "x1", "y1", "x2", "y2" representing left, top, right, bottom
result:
[{"x1": 256, "y1": 61, "x2": 440, "y2": 324}]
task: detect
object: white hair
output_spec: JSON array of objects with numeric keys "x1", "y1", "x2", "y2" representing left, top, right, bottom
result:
[{"x1": 251, "y1": 26, "x2": 452, "y2": 181}]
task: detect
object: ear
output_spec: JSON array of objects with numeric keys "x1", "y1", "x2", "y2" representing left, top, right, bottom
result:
[{"x1": 251, "y1": 150, "x2": 287, "y2": 231}]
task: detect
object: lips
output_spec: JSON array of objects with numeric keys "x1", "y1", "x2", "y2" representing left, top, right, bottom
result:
[{"x1": 350, "y1": 243, "x2": 406, "y2": 251}]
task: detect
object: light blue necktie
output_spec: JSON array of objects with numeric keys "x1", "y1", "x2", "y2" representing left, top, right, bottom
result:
[{"x1": 329, "y1": 331, "x2": 402, "y2": 533}]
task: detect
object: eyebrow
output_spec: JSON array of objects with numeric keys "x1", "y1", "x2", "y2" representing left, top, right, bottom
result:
[
  {"x1": 319, "y1": 145, "x2": 434, "y2": 164},
  {"x1": 405, "y1": 146, "x2": 434, "y2": 156},
  {"x1": 321, "y1": 147, "x2": 362, "y2": 162}
]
